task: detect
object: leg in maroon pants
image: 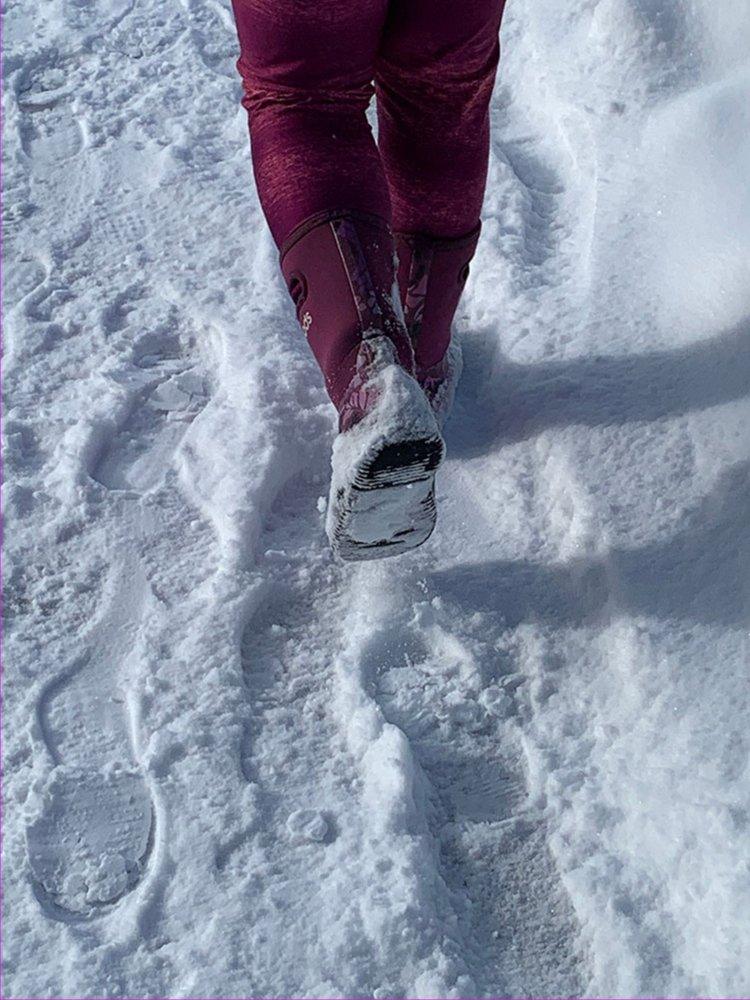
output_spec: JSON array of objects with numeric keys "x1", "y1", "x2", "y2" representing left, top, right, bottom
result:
[
  {"x1": 377, "y1": 0, "x2": 506, "y2": 416},
  {"x1": 231, "y1": 0, "x2": 416, "y2": 431},
  {"x1": 377, "y1": 0, "x2": 505, "y2": 239},
  {"x1": 231, "y1": 0, "x2": 390, "y2": 247}
]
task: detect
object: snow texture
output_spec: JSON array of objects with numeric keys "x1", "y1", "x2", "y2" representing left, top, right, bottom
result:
[{"x1": 2, "y1": 0, "x2": 749, "y2": 996}]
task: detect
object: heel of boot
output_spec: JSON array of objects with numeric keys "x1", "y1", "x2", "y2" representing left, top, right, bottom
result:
[
  {"x1": 330, "y1": 433, "x2": 444, "y2": 561},
  {"x1": 327, "y1": 361, "x2": 445, "y2": 561}
]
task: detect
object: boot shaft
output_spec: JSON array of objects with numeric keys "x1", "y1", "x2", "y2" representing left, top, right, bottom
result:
[
  {"x1": 395, "y1": 225, "x2": 481, "y2": 371},
  {"x1": 280, "y1": 211, "x2": 415, "y2": 410}
]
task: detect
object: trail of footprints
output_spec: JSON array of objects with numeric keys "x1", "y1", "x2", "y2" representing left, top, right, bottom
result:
[
  {"x1": 26, "y1": 320, "x2": 209, "y2": 920},
  {"x1": 13, "y1": 10, "x2": 213, "y2": 926},
  {"x1": 363, "y1": 603, "x2": 585, "y2": 994},
  {"x1": 235, "y1": 465, "x2": 339, "y2": 865}
]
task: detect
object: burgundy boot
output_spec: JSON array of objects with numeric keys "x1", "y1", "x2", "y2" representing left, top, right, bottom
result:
[
  {"x1": 395, "y1": 225, "x2": 481, "y2": 425},
  {"x1": 281, "y1": 211, "x2": 445, "y2": 560}
]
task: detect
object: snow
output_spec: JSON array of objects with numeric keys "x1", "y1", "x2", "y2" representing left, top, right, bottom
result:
[{"x1": 2, "y1": 0, "x2": 749, "y2": 996}]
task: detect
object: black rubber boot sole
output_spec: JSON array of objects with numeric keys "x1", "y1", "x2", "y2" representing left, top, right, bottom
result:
[{"x1": 330, "y1": 435, "x2": 445, "y2": 561}]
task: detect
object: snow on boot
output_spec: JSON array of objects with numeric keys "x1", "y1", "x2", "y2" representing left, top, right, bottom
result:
[
  {"x1": 280, "y1": 211, "x2": 445, "y2": 560},
  {"x1": 395, "y1": 225, "x2": 480, "y2": 425},
  {"x1": 417, "y1": 342, "x2": 464, "y2": 429},
  {"x1": 328, "y1": 336, "x2": 444, "y2": 560}
]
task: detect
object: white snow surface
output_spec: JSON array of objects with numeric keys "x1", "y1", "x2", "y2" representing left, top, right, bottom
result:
[{"x1": 2, "y1": 0, "x2": 750, "y2": 996}]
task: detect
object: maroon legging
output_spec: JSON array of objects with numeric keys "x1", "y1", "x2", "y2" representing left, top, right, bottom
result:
[{"x1": 231, "y1": 0, "x2": 506, "y2": 249}]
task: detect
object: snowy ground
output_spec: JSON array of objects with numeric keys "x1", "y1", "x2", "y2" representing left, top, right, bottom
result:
[{"x1": 3, "y1": 0, "x2": 750, "y2": 996}]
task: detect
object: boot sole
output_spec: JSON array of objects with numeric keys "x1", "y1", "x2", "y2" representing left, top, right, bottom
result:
[{"x1": 330, "y1": 435, "x2": 444, "y2": 561}]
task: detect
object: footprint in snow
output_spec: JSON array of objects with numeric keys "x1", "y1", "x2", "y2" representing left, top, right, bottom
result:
[
  {"x1": 26, "y1": 561, "x2": 155, "y2": 921},
  {"x1": 2, "y1": 256, "x2": 47, "y2": 311},
  {"x1": 92, "y1": 353, "x2": 209, "y2": 494},
  {"x1": 19, "y1": 100, "x2": 85, "y2": 178}
]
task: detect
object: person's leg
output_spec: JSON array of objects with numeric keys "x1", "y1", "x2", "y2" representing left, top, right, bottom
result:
[
  {"x1": 231, "y1": 0, "x2": 414, "y2": 417},
  {"x1": 376, "y1": 0, "x2": 505, "y2": 239},
  {"x1": 231, "y1": 0, "x2": 390, "y2": 247},
  {"x1": 375, "y1": 0, "x2": 506, "y2": 398}
]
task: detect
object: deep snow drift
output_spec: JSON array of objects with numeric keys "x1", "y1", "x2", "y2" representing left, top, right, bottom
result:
[{"x1": 3, "y1": 0, "x2": 749, "y2": 996}]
